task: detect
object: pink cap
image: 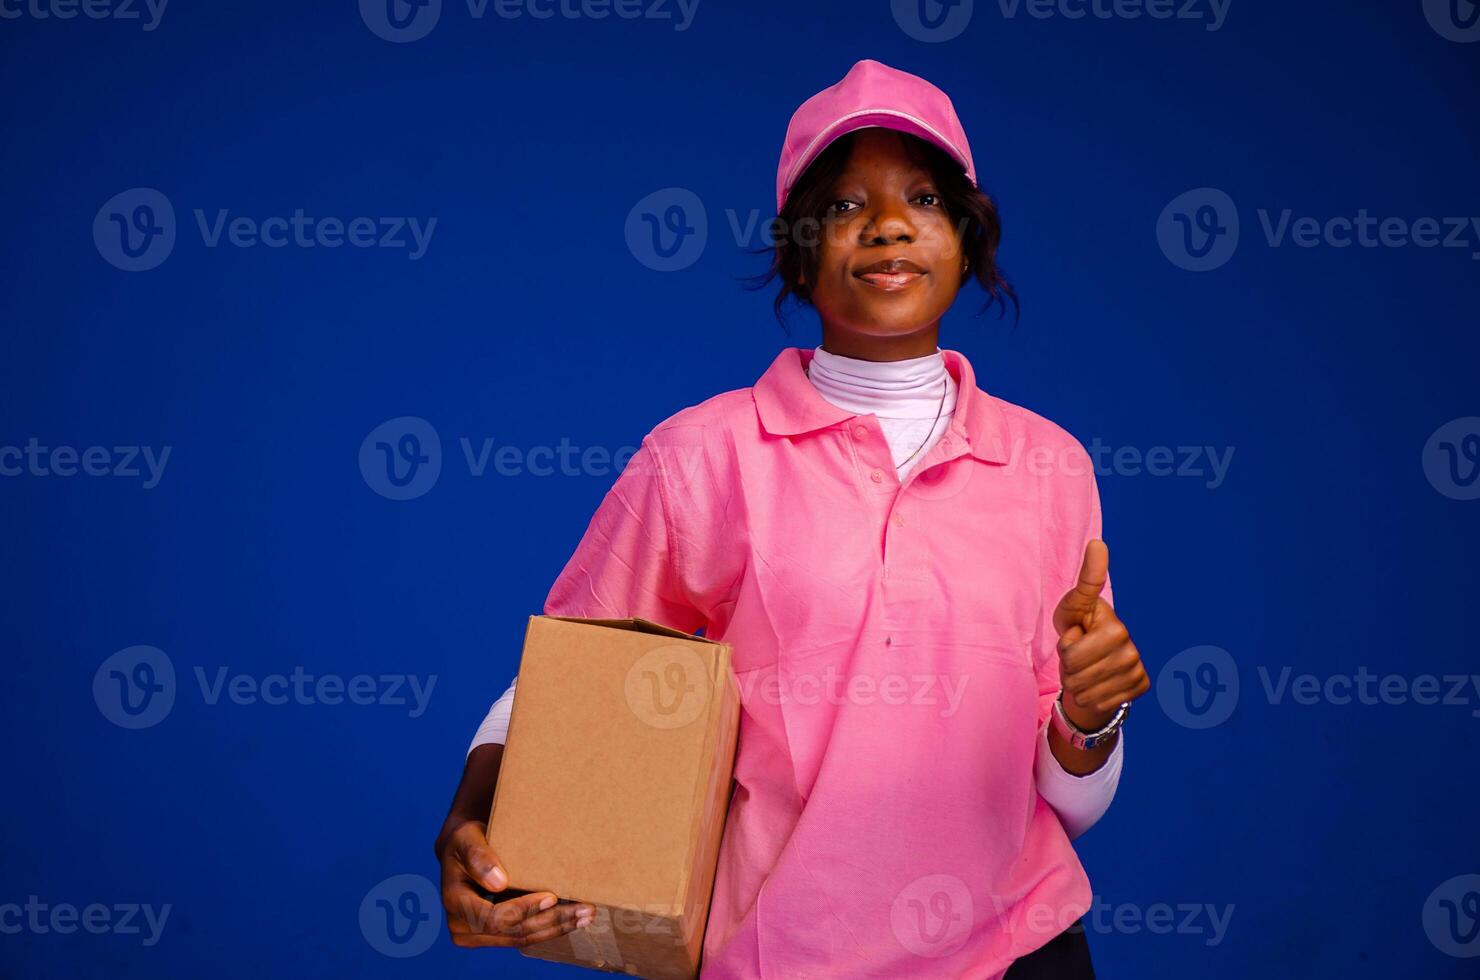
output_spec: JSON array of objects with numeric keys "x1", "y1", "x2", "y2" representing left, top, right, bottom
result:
[{"x1": 775, "y1": 59, "x2": 977, "y2": 214}]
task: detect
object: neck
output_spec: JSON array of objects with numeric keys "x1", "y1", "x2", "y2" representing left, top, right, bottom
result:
[{"x1": 818, "y1": 324, "x2": 941, "y2": 361}]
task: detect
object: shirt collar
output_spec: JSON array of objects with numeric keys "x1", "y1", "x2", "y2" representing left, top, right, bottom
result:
[{"x1": 752, "y1": 345, "x2": 1009, "y2": 464}]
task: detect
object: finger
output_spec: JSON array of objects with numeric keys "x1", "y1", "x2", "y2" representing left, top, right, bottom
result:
[
  {"x1": 514, "y1": 899, "x2": 594, "y2": 937},
  {"x1": 477, "y1": 892, "x2": 569, "y2": 937},
  {"x1": 1055, "y1": 624, "x2": 1085, "y2": 656},
  {"x1": 1053, "y1": 539, "x2": 1109, "y2": 634},
  {"x1": 454, "y1": 830, "x2": 508, "y2": 893},
  {"x1": 511, "y1": 914, "x2": 593, "y2": 948},
  {"x1": 1062, "y1": 644, "x2": 1136, "y2": 698},
  {"x1": 1075, "y1": 667, "x2": 1151, "y2": 713},
  {"x1": 1058, "y1": 613, "x2": 1130, "y2": 677},
  {"x1": 443, "y1": 879, "x2": 507, "y2": 937}
]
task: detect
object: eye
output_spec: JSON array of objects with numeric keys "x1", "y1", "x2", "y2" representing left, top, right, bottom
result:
[
  {"x1": 914, "y1": 192, "x2": 942, "y2": 207},
  {"x1": 827, "y1": 199, "x2": 860, "y2": 216}
]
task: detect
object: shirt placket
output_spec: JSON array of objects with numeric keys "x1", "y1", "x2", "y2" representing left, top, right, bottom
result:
[{"x1": 847, "y1": 417, "x2": 973, "y2": 640}]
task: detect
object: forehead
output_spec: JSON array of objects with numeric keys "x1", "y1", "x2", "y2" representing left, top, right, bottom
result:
[{"x1": 838, "y1": 129, "x2": 932, "y2": 179}]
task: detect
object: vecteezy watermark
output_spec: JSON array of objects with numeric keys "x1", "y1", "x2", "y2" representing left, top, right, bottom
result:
[
  {"x1": 0, "y1": 439, "x2": 171, "y2": 489},
  {"x1": 360, "y1": 874, "x2": 441, "y2": 958},
  {"x1": 1258, "y1": 666, "x2": 1480, "y2": 717},
  {"x1": 890, "y1": 874, "x2": 1235, "y2": 958},
  {"x1": 892, "y1": 0, "x2": 975, "y2": 43},
  {"x1": 732, "y1": 666, "x2": 970, "y2": 718},
  {"x1": 1156, "y1": 645, "x2": 1480, "y2": 729},
  {"x1": 1156, "y1": 645, "x2": 1239, "y2": 729},
  {"x1": 625, "y1": 190, "x2": 978, "y2": 273},
  {"x1": 986, "y1": 891, "x2": 1235, "y2": 947},
  {"x1": 1422, "y1": 417, "x2": 1480, "y2": 501},
  {"x1": 359, "y1": 0, "x2": 698, "y2": 42},
  {"x1": 891, "y1": 874, "x2": 974, "y2": 958},
  {"x1": 93, "y1": 646, "x2": 437, "y2": 729},
  {"x1": 358, "y1": 416, "x2": 708, "y2": 500},
  {"x1": 359, "y1": 417, "x2": 443, "y2": 501},
  {"x1": 93, "y1": 646, "x2": 177, "y2": 729},
  {"x1": 1424, "y1": 874, "x2": 1480, "y2": 958},
  {"x1": 991, "y1": 0, "x2": 1229, "y2": 30},
  {"x1": 625, "y1": 188, "x2": 708, "y2": 272},
  {"x1": 0, "y1": 898, "x2": 172, "y2": 947},
  {"x1": 1424, "y1": 0, "x2": 1480, "y2": 43},
  {"x1": 0, "y1": 0, "x2": 167, "y2": 30},
  {"x1": 892, "y1": 0, "x2": 1231, "y2": 40},
  {"x1": 1158, "y1": 187, "x2": 1480, "y2": 271},
  {"x1": 93, "y1": 188, "x2": 437, "y2": 272},
  {"x1": 1024, "y1": 437, "x2": 1234, "y2": 489},
  {"x1": 624, "y1": 645, "x2": 711, "y2": 729}
]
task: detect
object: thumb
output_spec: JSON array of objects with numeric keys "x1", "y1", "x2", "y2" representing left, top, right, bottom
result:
[
  {"x1": 457, "y1": 826, "x2": 509, "y2": 892},
  {"x1": 1053, "y1": 539, "x2": 1109, "y2": 635}
]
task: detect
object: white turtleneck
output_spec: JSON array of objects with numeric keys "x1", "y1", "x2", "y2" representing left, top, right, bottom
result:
[
  {"x1": 467, "y1": 345, "x2": 1123, "y2": 839},
  {"x1": 805, "y1": 344, "x2": 958, "y2": 480}
]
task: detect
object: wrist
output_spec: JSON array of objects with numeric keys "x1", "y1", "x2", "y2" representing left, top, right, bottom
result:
[
  {"x1": 1060, "y1": 690, "x2": 1114, "y2": 730},
  {"x1": 1051, "y1": 691, "x2": 1129, "y2": 752}
]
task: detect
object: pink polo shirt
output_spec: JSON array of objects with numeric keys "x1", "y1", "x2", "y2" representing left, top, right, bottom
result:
[{"x1": 542, "y1": 346, "x2": 1113, "y2": 979}]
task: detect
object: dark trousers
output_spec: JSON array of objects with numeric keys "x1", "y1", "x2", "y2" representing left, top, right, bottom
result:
[{"x1": 1002, "y1": 917, "x2": 1095, "y2": 979}]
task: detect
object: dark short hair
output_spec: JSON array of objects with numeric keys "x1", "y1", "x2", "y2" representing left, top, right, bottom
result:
[{"x1": 743, "y1": 129, "x2": 1019, "y2": 330}]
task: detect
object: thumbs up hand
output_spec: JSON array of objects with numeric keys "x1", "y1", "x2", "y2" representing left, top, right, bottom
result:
[{"x1": 1052, "y1": 540, "x2": 1150, "y2": 731}]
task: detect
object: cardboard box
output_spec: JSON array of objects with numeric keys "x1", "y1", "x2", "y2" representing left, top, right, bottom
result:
[{"x1": 486, "y1": 615, "x2": 741, "y2": 979}]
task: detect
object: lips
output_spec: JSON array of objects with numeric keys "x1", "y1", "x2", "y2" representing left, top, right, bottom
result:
[{"x1": 854, "y1": 256, "x2": 927, "y2": 292}]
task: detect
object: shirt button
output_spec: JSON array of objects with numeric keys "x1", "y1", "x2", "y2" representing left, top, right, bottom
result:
[
  {"x1": 853, "y1": 424, "x2": 868, "y2": 438},
  {"x1": 870, "y1": 468, "x2": 884, "y2": 483},
  {"x1": 892, "y1": 513, "x2": 905, "y2": 527}
]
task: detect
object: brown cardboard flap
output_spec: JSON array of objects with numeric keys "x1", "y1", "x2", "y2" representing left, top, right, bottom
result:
[{"x1": 543, "y1": 614, "x2": 724, "y2": 645}]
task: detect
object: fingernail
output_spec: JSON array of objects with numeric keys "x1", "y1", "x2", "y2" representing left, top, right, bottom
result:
[
  {"x1": 538, "y1": 895, "x2": 557, "y2": 911},
  {"x1": 577, "y1": 905, "x2": 595, "y2": 917},
  {"x1": 489, "y1": 866, "x2": 507, "y2": 890}
]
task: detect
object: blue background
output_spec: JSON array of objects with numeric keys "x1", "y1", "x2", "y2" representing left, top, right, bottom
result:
[{"x1": 2, "y1": 1, "x2": 1477, "y2": 976}]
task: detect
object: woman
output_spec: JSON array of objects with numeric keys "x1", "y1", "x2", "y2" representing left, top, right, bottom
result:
[{"x1": 434, "y1": 59, "x2": 1150, "y2": 978}]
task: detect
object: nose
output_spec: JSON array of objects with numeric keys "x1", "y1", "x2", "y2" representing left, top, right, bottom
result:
[{"x1": 859, "y1": 196, "x2": 917, "y2": 245}]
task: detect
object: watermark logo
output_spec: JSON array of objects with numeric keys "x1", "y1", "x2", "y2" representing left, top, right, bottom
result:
[
  {"x1": 1156, "y1": 645, "x2": 1238, "y2": 729},
  {"x1": 0, "y1": 898, "x2": 172, "y2": 946},
  {"x1": 1157, "y1": 188, "x2": 1239, "y2": 272},
  {"x1": 1258, "y1": 666, "x2": 1480, "y2": 716},
  {"x1": 360, "y1": 0, "x2": 697, "y2": 40},
  {"x1": 1424, "y1": 0, "x2": 1480, "y2": 42},
  {"x1": 0, "y1": 440, "x2": 172, "y2": 488},
  {"x1": 993, "y1": 0, "x2": 1230, "y2": 31},
  {"x1": 624, "y1": 645, "x2": 709, "y2": 729},
  {"x1": 360, "y1": 874, "x2": 440, "y2": 957},
  {"x1": 94, "y1": 190, "x2": 437, "y2": 270},
  {"x1": 1424, "y1": 874, "x2": 1480, "y2": 957},
  {"x1": 732, "y1": 665, "x2": 970, "y2": 717},
  {"x1": 891, "y1": 873, "x2": 973, "y2": 958},
  {"x1": 360, "y1": 0, "x2": 442, "y2": 41},
  {"x1": 892, "y1": 0, "x2": 974, "y2": 42},
  {"x1": 360, "y1": 417, "x2": 443, "y2": 500},
  {"x1": 1422, "y1": 417, "x2": 1480, "y2": 501},
  {"x1": 626, "y1": 188, "x2": 707, "y2": 272},
  {"x1": 93, "y1": 645, "x2": 176, "y2": 730},
  {"x1": 94, "y1": 648, "x2": 437, "y2": 728},
  {"x1": 94, "y1": 188, "x2": 176, "y2": 272},
  {"x1": 0, "y1": 0, "x2": 168, "y2": 30},
  {"x1": 983, "y1": 893, "x2": 1235, "y2": 946},
  {"x1": 1160, "y1": 189, "x2": 1480, "y2": 269}
]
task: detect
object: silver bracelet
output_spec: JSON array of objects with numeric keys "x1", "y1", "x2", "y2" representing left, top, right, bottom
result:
[{"x1": 1051, "y1": 693, "x2": 1129, "y2": 751}]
